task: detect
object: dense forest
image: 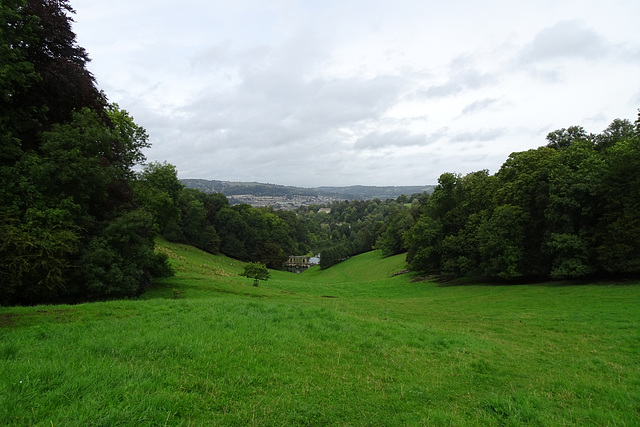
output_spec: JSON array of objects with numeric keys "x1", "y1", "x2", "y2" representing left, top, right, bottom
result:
[
  {"x1": 404, "y1": 119, "x2": 640, "y2": 280},
  {"x1": 2, "y1": 1, "x2": 639, "y2": 306},
  {"x1": 0, "y1": 1, "x2": 172, "y2": 305}
]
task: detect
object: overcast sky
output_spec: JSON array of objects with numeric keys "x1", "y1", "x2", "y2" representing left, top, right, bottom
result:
[{"x1": 71, "y1": 0, "x2": 640, "y2": 187}]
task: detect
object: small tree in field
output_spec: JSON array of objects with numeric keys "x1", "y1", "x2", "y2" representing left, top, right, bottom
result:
[{"x1": 240, "y1": 262, "x2": 270, "y2": 286}]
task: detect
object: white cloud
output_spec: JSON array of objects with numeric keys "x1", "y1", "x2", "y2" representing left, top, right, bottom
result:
[{"x1": 71, "y1": 0, "x2": 640, "y2": 187}]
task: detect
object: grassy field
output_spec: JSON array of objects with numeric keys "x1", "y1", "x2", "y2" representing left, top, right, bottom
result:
[{"x1": 1, "y1": 239, "x2": 639, "y2": 426}]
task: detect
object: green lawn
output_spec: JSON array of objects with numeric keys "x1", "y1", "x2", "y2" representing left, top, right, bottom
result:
[{"x1": 1, "y1": 239, "x2": 639, "y2": 426}]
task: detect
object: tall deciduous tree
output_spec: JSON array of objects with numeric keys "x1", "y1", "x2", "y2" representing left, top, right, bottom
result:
[
  {"x1": 1, "y1": 1, "x2": 171, "y2": 305},
  {"x1": 594, "y1": 117, "x2": 640, "y2": 273},
  {"x1": 134, "y1": 162, "x2": 184, "y2": 240},
  {"x1": 376, "y1": 208, "x2": 414, "y2": 256}
]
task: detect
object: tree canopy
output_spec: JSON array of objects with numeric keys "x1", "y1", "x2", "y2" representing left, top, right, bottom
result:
[
  {"x1": 404, "y1": 113, "x2": 640, "y2": 281},
  {"x1": 1, "y1": 1, "x2": 171, "y2": 305}
]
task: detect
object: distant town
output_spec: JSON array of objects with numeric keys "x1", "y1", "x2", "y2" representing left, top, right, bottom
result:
[
  {"x1": 226, "y1": 194, "x2": 342, "y2": 209},
  {"x1": 181, "y1": 179, "x2": 435, "y2": 209}
]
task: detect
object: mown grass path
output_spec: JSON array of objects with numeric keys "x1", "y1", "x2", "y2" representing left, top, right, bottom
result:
[{"x1": 1, "y1": 240, "x2": 639, "y2": 425}]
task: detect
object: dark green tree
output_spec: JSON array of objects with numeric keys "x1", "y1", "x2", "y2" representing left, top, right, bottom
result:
[
  {"x1": 404, "y1": 215, "x2": 443, "y2": 273},
  {"x1": 133, "y1": 162, "x2": 183, "y2": 240},
  {"x1": 544, "y1": 139, "x2": 602, "y2": 278},
  {"x1": 476, "y1": 205, "x2": 528, "y2": 279},
  {"x1": 594, "y1": 118, "x2": 635, "y2": 151},
  {"x1": 177, "y1": 188, "x2": 220, "y2": 254},
  {"x1": 215, "y1": 206, "x2": 249, "y2": 260},
  {"x1": 594, "y1": 118, "x2": 640, "y2": 273},
  {"x1": 376, "y1": 208, "x2": 414, "y2": 256},
  {"x1": 546, "y1": 126, "x2": 589, "y2": 150},
  {"x1": 403, "y1": 112, "x2": 640, "y2": 280},
  {"x1": 2, "y1": 0, "x2": 105, "y2": 151},
  {"x1": 0, "y1": 2, "x2": 171, "y2": 304},
  {"x1": 495, "y1": 147, "x2": 558, "y2": 276}
]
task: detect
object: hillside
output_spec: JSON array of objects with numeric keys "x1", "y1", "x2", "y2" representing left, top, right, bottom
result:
[
  {"x1": 150, "y1": 239, "x2": 411, "y2": 300},
  {"x1": 1, "y1": 240, "x2": 639, "y2": 425}
]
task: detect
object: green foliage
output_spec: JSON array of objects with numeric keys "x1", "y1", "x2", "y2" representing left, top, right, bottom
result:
[
  {"x1": 545, "y1": 125, "x2": 589, "y2": 150},
  {"x1": 0, "y1": 3, "x2": 169, "y2": 304},
  {"x1": 0, "y1": 0, "x2": 40, "y2": 161},
  {"x1": 240, "y1": 261, "x2": 270, "y2": 286},
  {"x1": 214, "y1": 203, "x2": 305, "y2": 267},
  {"x1": 0, "y1": 105, "x2": 168, "y2": 305},
  {"x1": 375, "y1": 208, "x2": 414, "y2": 256},
  {"x1": 133, "y1": 164, "x2": 226, "y2": 256},
  {"x1": 297, "y1": 198, "x2": 415, "y2": 269},
  {"x1": 406, "y1": 112, "x2": 640, "y2": 280},
  {"x1": 0, "y1": 209, "x2": 79, "y2": 305},
  {"x1": 133, "y1": 162, "x2": 183, "y2": 237},
  {"x1": 319, "y1": 242, "x2": 353, "y2": 269},
  {"x1": 2, "y1": 0, "x2": 105, "y2": 147},
  {"x1": 546, "y1": 233, "x2": 592, "y2": 278},
  {"x1": 73, "y1": 210, "x2": 171, "y2": 299},
  {"x1": 595, "y1": 136, "x2": 640, "y2": 272},
  {"x1": 404, "y1": 215, "x2": 442, "y2": 272},
  {"x1": 134, "y1": 163, "x2": 314, "y2": 268},
  {"x1": 476, "y1": 205, "x2": 528, "y2": 279}
]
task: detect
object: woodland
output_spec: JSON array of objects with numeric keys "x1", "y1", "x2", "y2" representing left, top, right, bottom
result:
[{"x1": 1, "y1": 0, "x2": 639, "y2": 306}]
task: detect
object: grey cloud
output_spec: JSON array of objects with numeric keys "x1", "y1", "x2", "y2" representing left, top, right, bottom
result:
[
  {"x1": 455, "y1": 68, "x2": 495, "y2": 89},
  {"x1": 425, "y1": 81, "x2": 462, "y2": 97},
  {"x1": 424, "y1": 68, "x2": 495, "y2": 98},
  {"x1": 354, "y1": 128, "x2": 448, "y2": 150},
  {"x1": 461, "y1": 98, "x2": 500, "y2": 115},
  {"x1": 354, "y1": 130, "x2": 426, "y2": 150},
  {"x1": 584, "y1": 112, "x2": 608, "y2": 125},
  {"x1": 519, "y1": 20, "x2": 608, "y2": 64},
  {"x1": 191, "y1": 41, "x2": 234, "y2": 68},
  {"x1": 525, "y1": 66, "x2": 563, "y2": 83},
  {"x1": 180, "y1": 36, "x2": 409, "y2": 155},
  {"x1": 156, "y1": 59, "x2": 411, "y2": 183},
  {"x1": 450, "y1": 128, "x2": 505, "y2": 143},
  {"x1": 299, "y1": 76, "x2": 405, "y2": 125}
]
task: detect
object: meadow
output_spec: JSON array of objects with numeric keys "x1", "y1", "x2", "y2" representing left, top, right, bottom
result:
[{"x1": 1, "y1": 239, "x2": 639, "y2": 426}]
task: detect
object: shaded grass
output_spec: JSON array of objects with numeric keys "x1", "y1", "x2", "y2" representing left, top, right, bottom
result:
[{"x1": 1, "y1": 240, "x2": 639, "y2": 425}]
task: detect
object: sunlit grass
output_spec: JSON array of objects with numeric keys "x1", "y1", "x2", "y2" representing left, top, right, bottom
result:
[{"x1": 1, "y1": 240, "x2": 639, "y2": 425}]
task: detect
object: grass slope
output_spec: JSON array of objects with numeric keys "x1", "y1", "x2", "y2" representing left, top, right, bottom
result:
[{"x1": 1, "y1": 239, "x2": 639, "y2": 426}]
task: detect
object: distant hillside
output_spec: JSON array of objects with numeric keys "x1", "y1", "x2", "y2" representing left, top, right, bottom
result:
[
  {"x1": 181, "y1": 179, "x2": 435, "y2": 206},
  {"x1": 316, "y1": 185, "x2": 435, "y2": 200},
  {"x1": 181, "y1": 179, "x2": 321, "y2": 197}
]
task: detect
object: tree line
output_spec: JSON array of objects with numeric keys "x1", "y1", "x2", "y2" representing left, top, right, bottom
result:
[
  {"x1": 404, "y1": 117, "x2": 640, "y2": 280},
  {"x1": 134, "y1": 165, "x2": 425, "y2": 271},
  {"x1": 292, "y1": 196, "x2": 425, "y2": 269},
  {"x1": 134, "y1": 162, "x2": 311, "y2": 269}
]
